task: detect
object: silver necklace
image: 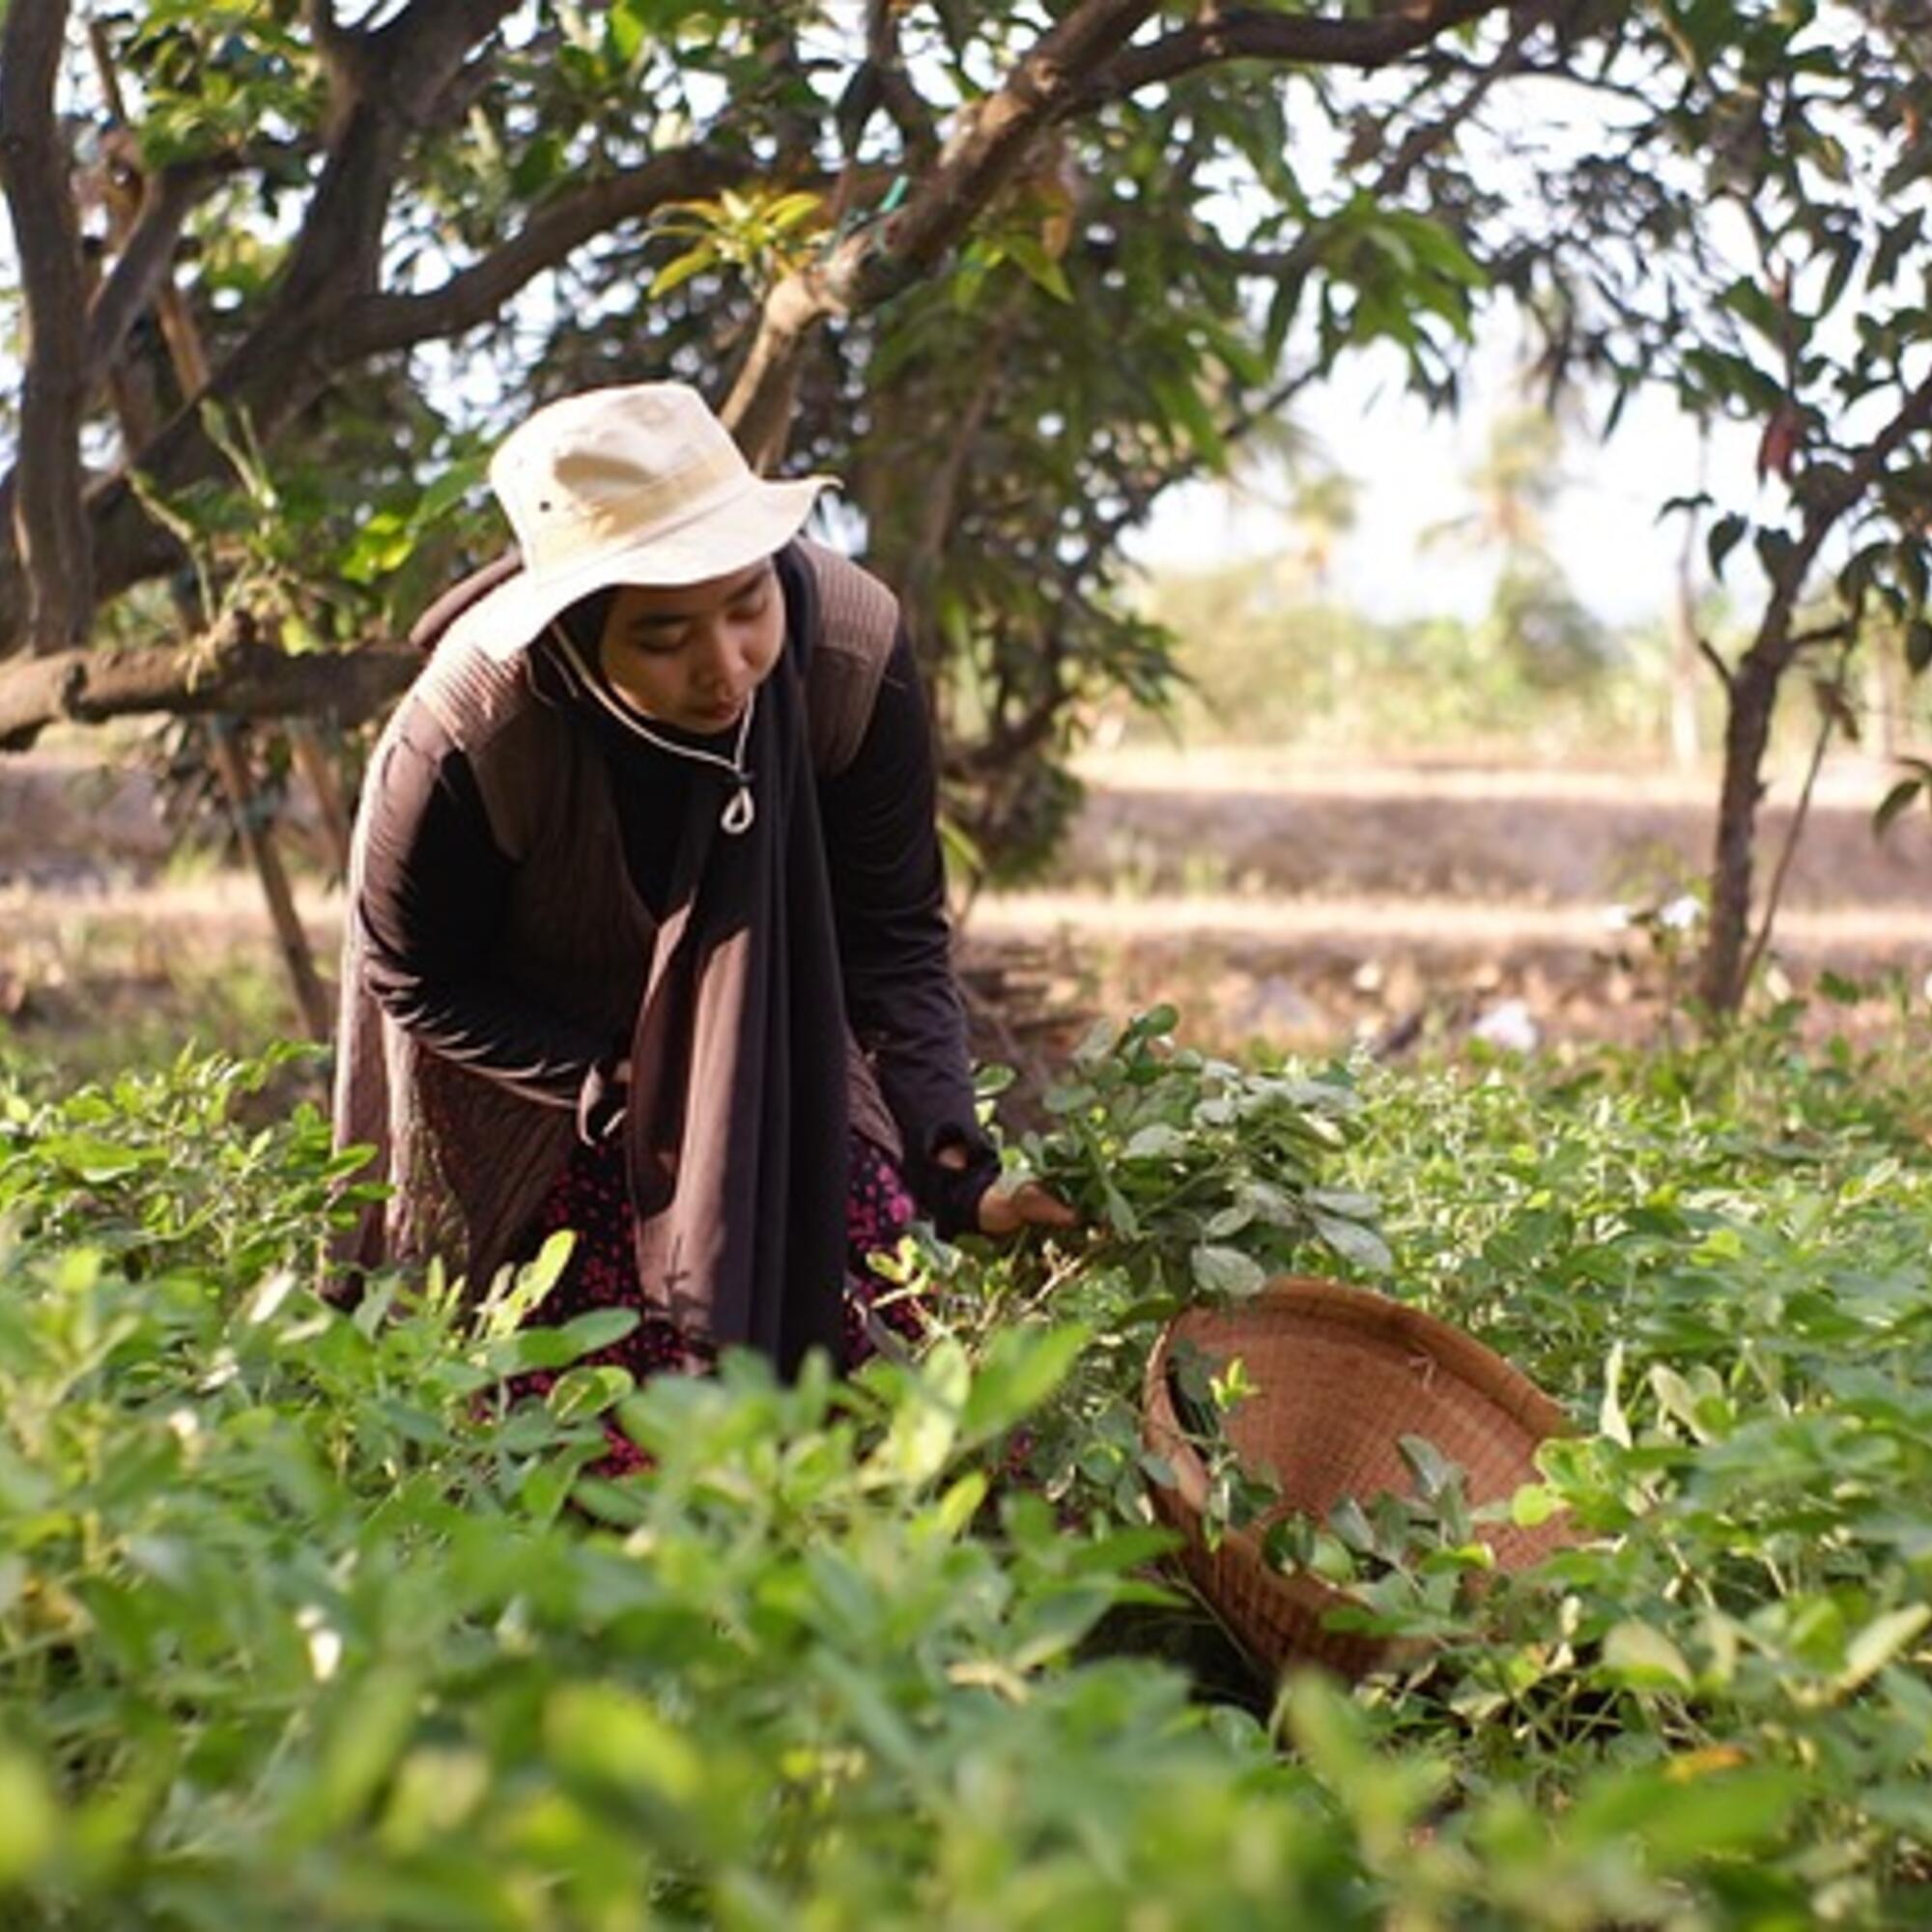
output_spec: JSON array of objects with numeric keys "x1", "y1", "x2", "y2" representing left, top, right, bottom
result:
[{"x1": 548, "y1": 623, "x2": 757, "y2": 835}]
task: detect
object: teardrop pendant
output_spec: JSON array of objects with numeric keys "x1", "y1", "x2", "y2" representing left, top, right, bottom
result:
[{"x1": 721, "y1": 784, "x2": 755, "y2": 836}]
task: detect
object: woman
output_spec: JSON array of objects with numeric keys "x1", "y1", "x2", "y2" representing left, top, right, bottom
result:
[{"x1": 333, "y1": 382, "x2": 1070, "y2": 1379}]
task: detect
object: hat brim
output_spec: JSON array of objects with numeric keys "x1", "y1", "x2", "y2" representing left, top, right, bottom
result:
[{"x1": 444, "y1": 473, "x2": 833, "y2": 663}]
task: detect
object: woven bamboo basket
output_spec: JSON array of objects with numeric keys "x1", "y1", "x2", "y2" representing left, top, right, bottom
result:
[{"x1": 1142, "y1": 1277, "x2": 1573, "y2": 1681}]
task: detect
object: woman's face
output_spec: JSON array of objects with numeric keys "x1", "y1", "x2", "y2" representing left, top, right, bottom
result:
[{"x1": 597, "y1": 558, "x2": 784, "y2": 731}]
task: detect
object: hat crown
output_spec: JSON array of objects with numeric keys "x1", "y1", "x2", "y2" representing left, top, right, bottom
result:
[
  {"x1": 439, "y1": 380, "x2": 832, "y2": 660},
  {"x1": 492, "y1": 383, "x2": 749, "y2": 571}
]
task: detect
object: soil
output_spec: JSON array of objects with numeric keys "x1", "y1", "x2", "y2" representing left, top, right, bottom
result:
[{"x1": 4, "y1": 742, "x2": 1929, "y2": 1070}]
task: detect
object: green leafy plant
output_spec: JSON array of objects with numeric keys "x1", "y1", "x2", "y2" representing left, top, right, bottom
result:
[
  {"x1": 6, "y1": 1012, "x2": 1932, "y2": 1926},
  {"x1": 1020, "y1": 1006, "x2": 1392, "y2": 1301}
]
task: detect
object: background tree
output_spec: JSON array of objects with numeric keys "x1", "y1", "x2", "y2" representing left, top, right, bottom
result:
[
  {"x1": 1424, "y1": 404, "x2": 1612, "y2": 692},
  {"x1": 0, "y1": 0, "x2": 1533, "y2": 883},
  {"x1": 1490, "y1": 0, "x2": 1932, "y2": 1012}
]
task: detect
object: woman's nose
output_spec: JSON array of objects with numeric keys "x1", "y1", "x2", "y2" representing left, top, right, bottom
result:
[{"x1": 695, "y1": 625, "x2": 745, "y2": 695}]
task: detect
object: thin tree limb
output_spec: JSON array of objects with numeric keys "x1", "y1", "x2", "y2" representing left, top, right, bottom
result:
[
  {"x1": 1082, "y1": 0, "x2": 1518, "y2": 103},
  {"x1": 723, "y1": 0, "x2": 1165, "y2": 447},
  {"x1": 332, "y1": 149, "x2": 756, "y2": 359},
  {"x1": 1738, "y1": 647, "x2": 1848, "y2": 995},
  {"x1": 82, "y1": 158, "x2": 213, "y2": 384},
  {"x1": 1696, "y1": 634, "x2": 1735, "y2": 692},
  {"x1": 0, "y1": 0, "x2": 94, "y2": 653}
]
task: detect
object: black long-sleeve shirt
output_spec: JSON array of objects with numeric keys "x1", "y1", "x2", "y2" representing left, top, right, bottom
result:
[{"x1": 355, "y1": 572, "x2": 997, "y2": 1236}]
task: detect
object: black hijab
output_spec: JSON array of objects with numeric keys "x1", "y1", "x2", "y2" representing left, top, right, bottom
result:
[{"x1": 591, "y1": 558, "x2": 851, "y2": 1377}]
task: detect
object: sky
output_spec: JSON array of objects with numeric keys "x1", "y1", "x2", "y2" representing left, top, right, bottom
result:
[{"x1": 1124, "y1": 323, "x2": 1762, "y2": 630}]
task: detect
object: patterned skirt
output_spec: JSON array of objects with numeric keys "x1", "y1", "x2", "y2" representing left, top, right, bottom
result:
[{"x1": 509, "y1": 1130, "x2": 925, "y2": 1470}]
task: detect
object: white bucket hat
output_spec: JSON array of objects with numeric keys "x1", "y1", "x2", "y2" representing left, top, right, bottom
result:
[{"x1": 441, "y1": 382, "x2": 834, "y2": 662}]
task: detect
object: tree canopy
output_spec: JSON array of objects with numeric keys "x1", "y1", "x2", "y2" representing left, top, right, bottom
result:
[{"x1": 0, "y1": 0, "x2": 1532, "y2": 866}]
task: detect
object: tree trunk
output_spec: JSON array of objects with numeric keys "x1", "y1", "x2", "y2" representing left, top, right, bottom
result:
[
  {"x1": 206, "y1": 722, "x2": 332, "y2": 1038},
  {"x1": 1697, "y1": 635, "x2": 1787, "y2": 1015},
  {"x1": 0, "y1": 0, "x2": 94, "y2": 654}
]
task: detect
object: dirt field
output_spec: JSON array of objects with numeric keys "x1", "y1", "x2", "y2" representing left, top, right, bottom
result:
[
  {"x1": 4, "y1": 742, "x2": 1929, "y2": 1070},
  {"x1": 986, "y1": 747, "x2": 1932, "y2": 1054}
]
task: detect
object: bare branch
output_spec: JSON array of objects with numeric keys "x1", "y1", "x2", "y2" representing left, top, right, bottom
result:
[
  {"x1": 0, "y1": 617, "x2": 420, "y2": 753},
  {"x1": 1739, "y1": 644, "x2": 1849, "y2": 992},
  {"x1": 0, "y1": 0, "x2": 93, "y2": 653},
  {"x1": 1697, "y1": 635, "x2": 1736, "y2": 692},
  {"x1": 83, "y1": 160, "x2": 213, "y2": 384},
  {"x1": 1087, "y1": 0, "x2": 1520, "y2": 102},
  {"x1": 332, "y1": 149, "x2": 757, "y2": 360}
]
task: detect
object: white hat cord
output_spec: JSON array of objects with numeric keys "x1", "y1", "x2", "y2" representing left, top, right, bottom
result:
[{"x1": 548, "y1": 622, "x2": 758, "y2": 835}]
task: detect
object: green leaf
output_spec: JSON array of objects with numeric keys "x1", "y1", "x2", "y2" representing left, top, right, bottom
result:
[
  {"x1": 547, "y1": 1364, "x2": 635, "y2": 1422},
  {"x1": 414, "y1": 456, "x2": 488, "y2": 526},
  {"x1": 1870, "y1": 210, "x2": 1924, "y2": 292},
  {"x1": 1149, "y1": 372, "x2": 1228, "y2": 471},
  {"x1": 36, "y1": 1134, "x2": 159, "y2": 1180},
  {"x1": 650, "y1": 244, "x2": 718, "y2": 298},
  {"x1": 1603, "y1": 1619, "x2": 1694, "y2": 1690},
  {"x1": 304, "y1": 1667, "x2": 422, "y2": 1835},
  {"x1": 1003, "y1": 234, "x2": 1073, "y2": 303},
  {"x1": 1310, "y1": 1212, "x2": 1392, "y2": 1275},
  {"x1": 1397, "y1": 1435, "x2": 1458, "y2": 1499},
  {"x1": 0, "y1": 1748, "x2": 57, "y2": 1885},
  {"x1": 557, "y1": 1308, "x2": 640, "y2": 1356},
  {"x1": 1190, "y1": 1244, "x2": 1267, "y2": 1298},
  {"x1": 1836, "y1": 1605, "x2": 1931, "y2": 1692},
  {"x1": 869, "y1": 1339, "x2": 970, "y2": 1485},
  {"x1": 1874, "y1": 778, "x2": 1922, "y2": 837},
  {"x1": 763, "y1": 190, "x2": 825, "y2": 233},
  {"x1": 1707, "y1": 512, "x2": 1747, "y2": 581},
  {"x1": 545, "y1": 1684, "x2": 702, "y2": 1804},
  {"x1": 1122, "y1": 1123, "x2": 1189, "y2": 1163},
  {"x1": 960, "y1": 1324, "x2": 1090, "y2": 1445}
]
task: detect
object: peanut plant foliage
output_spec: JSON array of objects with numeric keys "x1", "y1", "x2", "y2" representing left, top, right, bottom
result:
[{"x1": 1, "y1": 1003, "x2": 1931, "y2": 1927}]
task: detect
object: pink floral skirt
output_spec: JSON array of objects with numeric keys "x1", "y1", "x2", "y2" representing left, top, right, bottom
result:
[{"x1": 509, "y1": 1130, "x2": 924, "y2": 1470}]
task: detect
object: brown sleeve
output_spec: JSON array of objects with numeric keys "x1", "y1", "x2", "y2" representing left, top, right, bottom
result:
[{"x1": 356, "y1": 706, "x2": 620, "y2": 1119}]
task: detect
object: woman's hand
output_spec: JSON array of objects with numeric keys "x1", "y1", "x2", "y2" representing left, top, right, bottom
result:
[
  {"x1": 976, "y1": 1175, "x2": 1080, "y2": 1239},
  {"x1": 932, "y1": 1142, "x2": 1079, "y2": 1239}
]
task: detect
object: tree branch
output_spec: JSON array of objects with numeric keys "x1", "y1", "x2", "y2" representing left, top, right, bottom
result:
[
  {"x1": 723, "y1": 0, "x2": 1163, "y2": 449},
  {"x1": 332, "y1": 148, "x2": 756, "y2": 360},
  {"x1": 303, "y1": 0, "x2": 366, "y2": 109},
  {"x1": 1739, "y1": 645, "x2": 1848, "y2": 993},
  {"x1": 83, "y1": 157, "x2": 213, "y2": 384},
  {"x1": 1086, "y1": 0, "x2": 1519, "y2": 101},
  {"x1": 0, "y1": 0, "x2": 528, "y2": 665},
  {"x1": 0, "y1": 617, "x2": 420, "y2": 752},
  {"x1": 855, "y1": 0, "x2": 1162, "y2": 305},
  {"x1": 0, "y1": 0, "x2": 94, "y2": 654},
  {"x1": 273, "y1": 0, "x2": 522, "y2": 313}
]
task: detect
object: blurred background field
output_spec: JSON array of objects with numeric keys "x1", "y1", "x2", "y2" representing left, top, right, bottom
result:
[{"x1": 7, "y1": 554, "x2": 1931, "y2": 1090}]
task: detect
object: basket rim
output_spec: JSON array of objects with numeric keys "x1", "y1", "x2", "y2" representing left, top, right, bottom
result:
[{"x1": 1141, "y1": 1274, "x2": 1571, "y2": 1529}]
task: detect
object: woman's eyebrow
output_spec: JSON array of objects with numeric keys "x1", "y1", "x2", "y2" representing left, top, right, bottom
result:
[{"x1": 624, "y1": 567, "x2": 772, "y2": 630}]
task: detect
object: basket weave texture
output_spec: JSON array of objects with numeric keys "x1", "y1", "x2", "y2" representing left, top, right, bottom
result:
[{"x1": 1142, "y1": 1276, "x2": 1573, "y2": 1681}]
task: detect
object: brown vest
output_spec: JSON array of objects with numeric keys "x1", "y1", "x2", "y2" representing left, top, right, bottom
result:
[{"x1": 331, "y1": 540, "x2": 901, "y2": 1292}]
